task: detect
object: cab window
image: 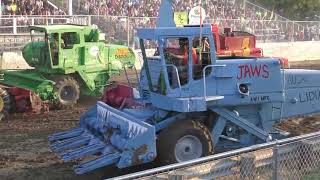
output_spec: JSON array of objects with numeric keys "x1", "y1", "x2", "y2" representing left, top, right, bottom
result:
[
  {"x1": 163, "y1": 37, "x2": 190, "y2": 88},
  {"x1": 192, "y1": 36, "x2": 212, "y2": 80},
  {"x1": 49, "y1": 33, "x2": 59, "y2": 66},
  {"x1": 61, "y1": 32, "x2": 80, "y2": 49}
]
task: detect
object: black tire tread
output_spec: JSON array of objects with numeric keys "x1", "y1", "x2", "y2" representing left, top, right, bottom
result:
[
  {"x1": 0, "y1": 87, "x2": 11, "y2": 120},
  {"x1": 52, "y1": 76, "x2": 80, "y2": 109},
  {"x1": 157, "y1": 120, "x2": 214, "y2": 165}
]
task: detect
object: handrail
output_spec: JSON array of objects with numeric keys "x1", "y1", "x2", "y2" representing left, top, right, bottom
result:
[
  {"x1": 110, "y1": 130, "x2": 320, "y2": 180},
  {"x1": 166, "y1": 64, "x2": 182, "y2": 92},
  {"x1": 202, "y1": 64, "x2": 226, "y2": 101}
]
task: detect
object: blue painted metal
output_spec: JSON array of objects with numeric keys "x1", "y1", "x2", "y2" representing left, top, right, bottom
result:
[
  {"x1": 156, "y1": 0, "x2": 175, "y2": 27},
  {"x1": 48, "y1": 0, "x2": 320, "y2": 174},
  {"x1": 211, "y1": 116, "x2": 227, "y2": 146},
  {"x1": 49, "y1": 102, "x2": 157, "y2": 174},
  {"x1": 211, "y1": 108, "x2": 270, "y2": 142}
]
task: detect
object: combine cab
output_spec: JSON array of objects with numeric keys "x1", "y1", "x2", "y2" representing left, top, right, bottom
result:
[{"x1": 0, "y1": 25, "x2": 135, "y2": 120}]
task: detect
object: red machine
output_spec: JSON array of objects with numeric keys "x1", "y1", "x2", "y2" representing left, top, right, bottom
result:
[
  {"x1": 7, "y1": 87, "x2": 48, "y2": 114},
  {"x1": 102, "y1": 84, "x2": 140, "y2": 109},
  {"x1": 211, "y1": 24, "x2": 262, "y2": 57},
  {"x1": 211, "y1": 24, "x2": 289, "y2": 68}
]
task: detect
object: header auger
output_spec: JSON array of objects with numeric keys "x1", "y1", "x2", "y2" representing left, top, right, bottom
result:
[{"x1": 49, "y1": 0, "x2": 317, "y2": 175}]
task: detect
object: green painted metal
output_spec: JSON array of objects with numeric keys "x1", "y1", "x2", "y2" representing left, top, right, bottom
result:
[
  {"x1": 0, "y1": 25, "x2": 135, "y2": 101},
  {"x1": 1, "y1": 70, "x2": 54, "y2": 100}
]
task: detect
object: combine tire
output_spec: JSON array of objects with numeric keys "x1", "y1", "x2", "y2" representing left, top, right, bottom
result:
[
  {"x1": 0, "y1": 88, "x2": 11, "y2": 120},
  {"x1": 157, "y1": 120, "x2": 214, "y2": 165},
  {"x1": 54, "y1": 76, "x2": 80, "y2": 108}
]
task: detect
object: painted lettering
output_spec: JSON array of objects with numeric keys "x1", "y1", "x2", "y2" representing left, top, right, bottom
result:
[
  {"x1": 244, "y1": 65, "x2": 251, "y2": 79},
  {"x1": 250, "y1": 96, "x2": 270, "y2": 102},
  {"x1": 299, "y1": 89, "x2": 320, "y2": 103},
  {"x1": 262, "y1": 65, "x2": 269, "y2": 79},
  {"x1": 288, "y1": 75, "x2": 307, "y2": 86},
  {"x1": 237, "y1": 64, "x2": 270, "y2": 80},
  {"x1": 115, "y1": 48, "x2": 130, "y2": 59},
  {"x1": 237, "y1": 65, "x2": 245, "y2": 79},
  {"x1": 250, "y1": 64, "x2": 261, "y2": 77}
]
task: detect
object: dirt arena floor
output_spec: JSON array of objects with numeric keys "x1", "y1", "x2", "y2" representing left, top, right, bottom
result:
[{"x1": 1, "y1": 60, "x2": 320, "y2": 180}]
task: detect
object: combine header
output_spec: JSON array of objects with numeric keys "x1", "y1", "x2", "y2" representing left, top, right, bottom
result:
[
  {"x1": 49, "y1": 0, "x2": 313, "y2": 175},
  {"x1": 0, "y1": 25, "x2": 135, "y2": 119}
]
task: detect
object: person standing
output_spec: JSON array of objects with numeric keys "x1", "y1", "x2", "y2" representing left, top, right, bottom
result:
[{"x1": 11, "y1": 0, "x2": 17, "y2": 15}]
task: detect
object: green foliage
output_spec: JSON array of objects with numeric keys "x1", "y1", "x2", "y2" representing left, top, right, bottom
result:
[{"x1": 250, "y1": 0, "x2": 320, "y2": 20}]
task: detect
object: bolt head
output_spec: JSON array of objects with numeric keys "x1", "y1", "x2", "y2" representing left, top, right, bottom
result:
[{"x1": 146, "y1": 152, "x2": 155, "y2": 161}]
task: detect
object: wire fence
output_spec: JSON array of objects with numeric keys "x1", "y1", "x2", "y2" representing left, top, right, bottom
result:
[
  {"x1": 0, "y1": 33, "x2": 44, "y2": 53},
  {"x1": 0, "y1": 15, "x2": 319, "y2": 48},
  {"x1": 111, "y1": 131, "x2": 320, "y2": 180}
]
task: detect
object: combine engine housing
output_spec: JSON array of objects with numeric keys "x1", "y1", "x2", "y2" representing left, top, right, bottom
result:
[{"x1": 211, "y1": 25, "x2": 262, "y2": 57}]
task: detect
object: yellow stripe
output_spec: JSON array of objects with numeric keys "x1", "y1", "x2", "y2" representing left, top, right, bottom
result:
[
  {"x1": 242, "y1": 38, "x2": 250, "y2": 49},
  {"x1": 243, "y1": 48, "x2": 251, "y2": 56}
]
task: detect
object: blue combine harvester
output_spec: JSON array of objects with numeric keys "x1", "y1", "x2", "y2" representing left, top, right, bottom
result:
[{"x1": 48, "y1": 0, "x2": 320, "y2": 175}]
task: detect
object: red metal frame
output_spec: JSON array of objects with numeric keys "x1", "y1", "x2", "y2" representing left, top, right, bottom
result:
[{"x1": 8, "y1": 87, "x2": 48, "y2": 114}]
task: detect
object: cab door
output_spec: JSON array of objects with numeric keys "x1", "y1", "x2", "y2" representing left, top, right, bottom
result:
[{"x1": 60, "y1": 32, "x2": 80, "y2": 69}]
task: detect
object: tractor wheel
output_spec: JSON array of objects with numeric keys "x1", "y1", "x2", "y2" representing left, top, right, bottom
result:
[
  {"x1": 0, "y1": 88, "x2": 11, "y2": 120},
  {"x1": 53, "y1": 76, "x2": 80, "y2": 108},
  {"x1": 157, "y1": 120, "x2": 214, "y2": 165}
]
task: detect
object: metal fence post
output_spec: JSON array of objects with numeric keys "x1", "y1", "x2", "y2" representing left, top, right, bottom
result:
[
  {"x1": 272, "y1": 141, "x2": 279, "y2": 180},
  {"x1": 88, "y1": 15, "x2": 91, "y2": 25},
  {"x1": 13, "y1": 17, "x2": 17, "y2": 34},
  {"x1": 293, "y1": 21, "x2": 296, "y2": 41},
  {"x1": 127, "y1": 16, "x2": 130, "y2": 46}
]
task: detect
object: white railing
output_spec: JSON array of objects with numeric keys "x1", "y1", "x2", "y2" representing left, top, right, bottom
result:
[{"x1": 0, "y1": 15, "x2": 318, "y2": 49}]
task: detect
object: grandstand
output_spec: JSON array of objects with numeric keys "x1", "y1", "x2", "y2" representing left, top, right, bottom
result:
[
  {"x1": 0, "y1": 0, "x2": 319, "y2": 48},
  {"x1": 0, "y1": 0, "x2": 63, "y2": 16}
]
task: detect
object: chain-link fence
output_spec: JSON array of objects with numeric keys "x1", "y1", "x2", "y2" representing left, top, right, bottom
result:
[
  {"x1": 0, "y1": 0, "x2": 319, "y2": 45},
  {"x1": 0, "y1": 33, "x2": 45, "y2": 53},
  {"x1": 0, "y1": 15, "x2": 319, "y2": 46},
  {"x1": 0, "y1": 15, "x2": 90, "y2": 34},
  {"x1": 112, "y1": 131, "x2": 320, "y2": 180}
]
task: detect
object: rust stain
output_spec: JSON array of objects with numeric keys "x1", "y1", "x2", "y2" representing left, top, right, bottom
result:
[{"x1": 131, "y1": 144, "x2": 149, "y2": 165}]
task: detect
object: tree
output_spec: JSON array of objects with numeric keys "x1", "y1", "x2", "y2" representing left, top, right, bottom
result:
[{"x1": 250, "y1": 0, "x2": 320, "y2": 20}]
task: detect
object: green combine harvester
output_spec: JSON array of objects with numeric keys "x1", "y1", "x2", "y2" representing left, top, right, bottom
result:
[{"x1": 0, "y1": 24, "x2": 135, "y2": 120}]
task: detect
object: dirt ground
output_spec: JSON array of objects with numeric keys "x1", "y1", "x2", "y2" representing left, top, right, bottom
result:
[{"x1": 1, "y1": 60, "x2": 320, "y2": 180}]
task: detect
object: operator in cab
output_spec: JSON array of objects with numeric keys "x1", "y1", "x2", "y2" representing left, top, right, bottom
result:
[
  {"x1": 166, "y1": 38, "x2": 199, "y2": 66},
  {"x1": 50, "y1": 33, "x2": 65, "y2": 66},
  {"x1": 50, "y1": 34, "x2": 60, "y2": 65}
]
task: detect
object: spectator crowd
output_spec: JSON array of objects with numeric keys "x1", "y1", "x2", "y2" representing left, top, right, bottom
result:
[
  {"x1": 83, "y1": 0, "x2": 312, "y2": 45},
  {"x1": 0, "y1": 0, "x2": 65, "y2": 16},
  {"x1": 0, "y1": 0, "x2": 319, "y2": 44},
  {"x1": 0, "y1": 0, "x2": 66, "y2": 29},
  {"x1": 87, "y1": 0, "x2": 320, "y2": 45},
  {"x1": 83, "y1": 0, "x2": 243, "y2": 18}
]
